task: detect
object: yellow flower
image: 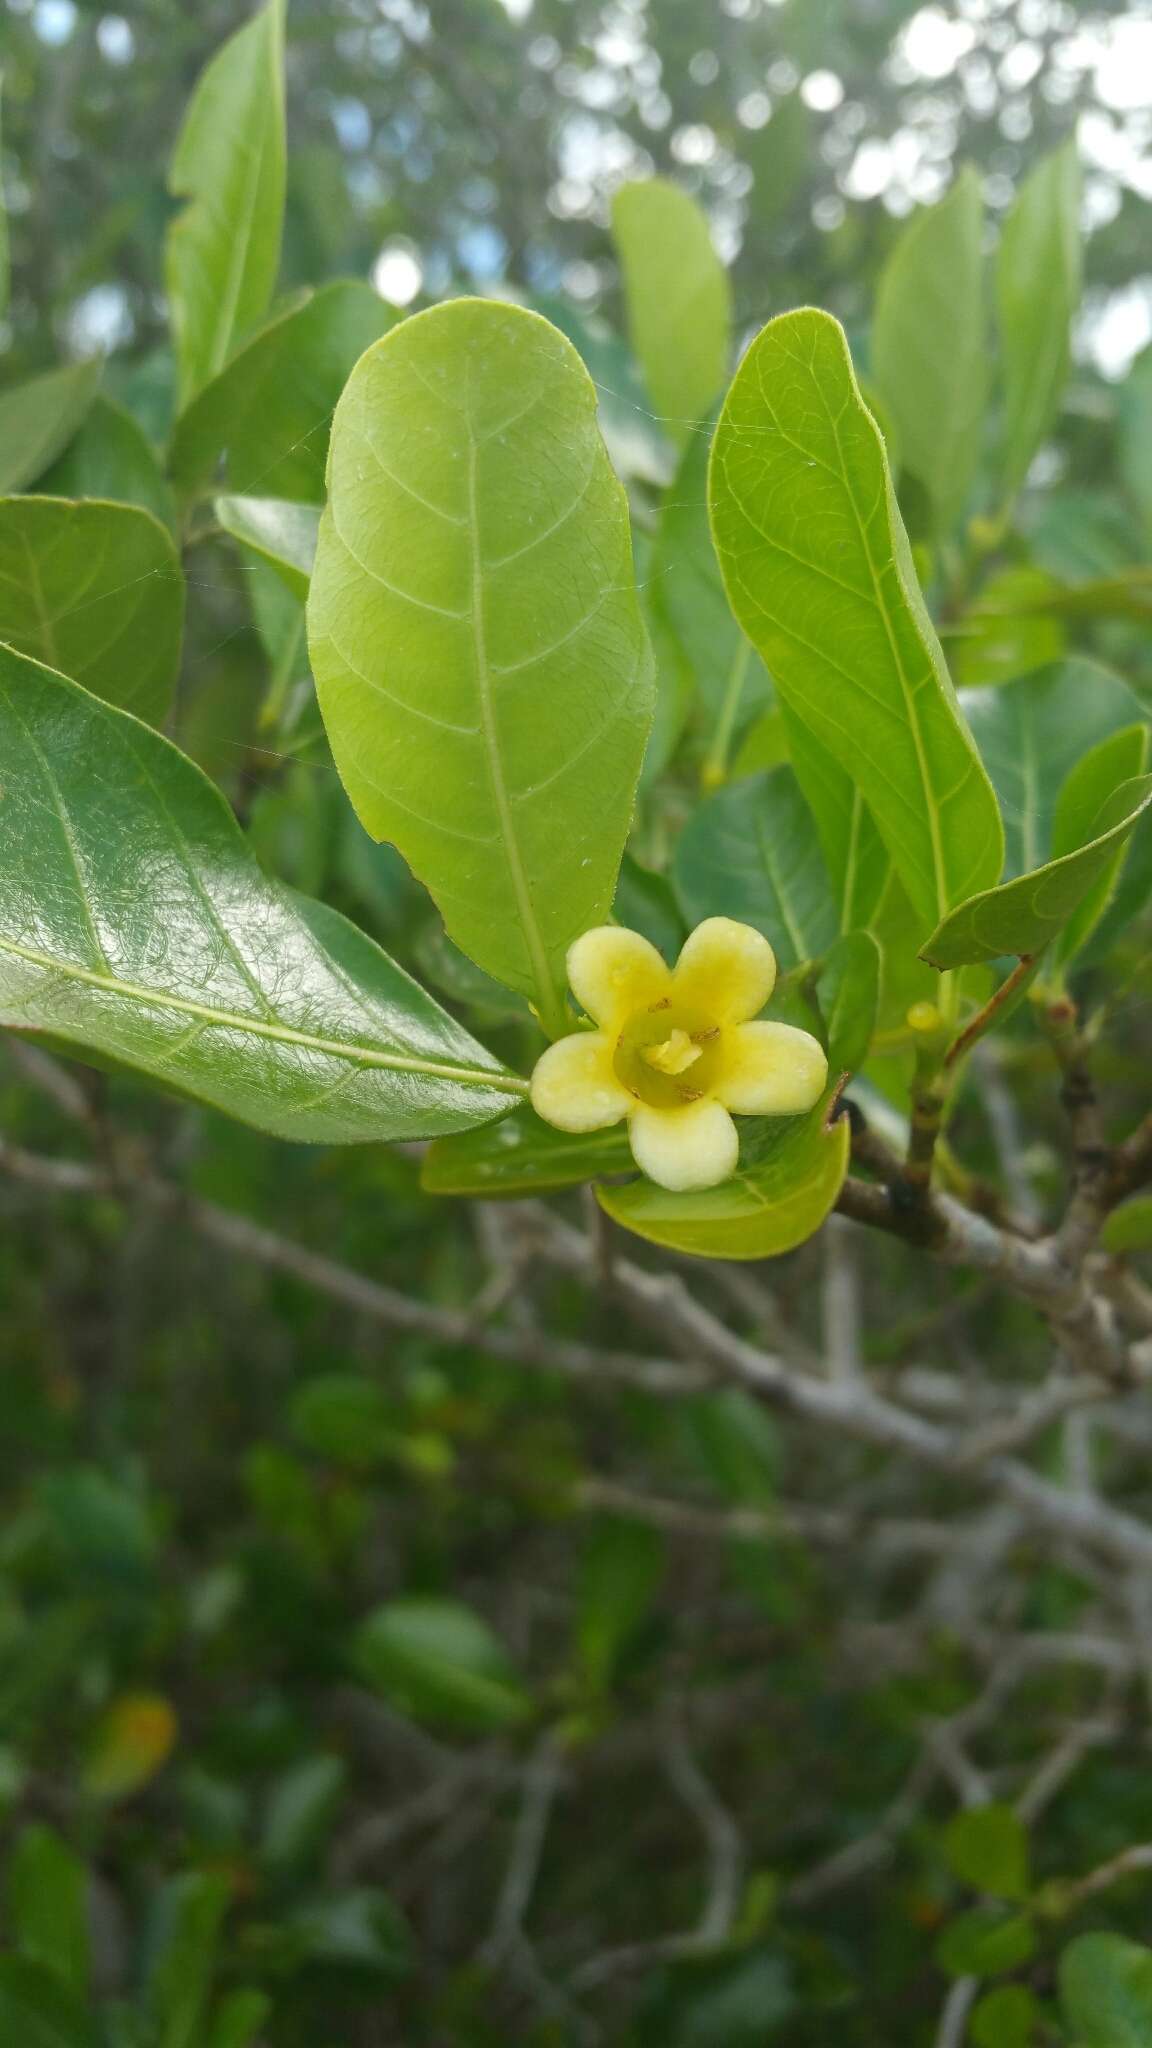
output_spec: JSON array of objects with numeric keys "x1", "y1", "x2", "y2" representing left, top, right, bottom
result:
[{"x1": 530, "y1": 916, "x2": 827, "y2": 1193}]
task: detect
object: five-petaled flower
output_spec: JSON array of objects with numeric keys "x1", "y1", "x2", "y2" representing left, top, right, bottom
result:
[{"x1": 530, "y1": 917, "x2": 827, "y2": 1193}]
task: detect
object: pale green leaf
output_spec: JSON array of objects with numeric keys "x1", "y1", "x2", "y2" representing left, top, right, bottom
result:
[
  {"x1": 422, "y1": 1104, "x2": 631, "y2": 1198},
  {"x1": 610, "y1": 179, "x2": 732, "y2": 436},
  {"x1": 0, "y1": 497, "x2": 183, "y2": 724},
  {"x1": 166, "y1": 0, "x2": 286, "y2": 408},
  {"x1": 354, "y1": 1598, "x2": 533, "y2": 1732},
  {"x1": 1119, "y1": 345, "x2": 1152, "y2": 543},
  {"x1": 997, "y1": 139, "x2": 1081, "y2": 502},
  {"x1": 673, "y1": 765, "x2": 838, "y2": 971},
  {"x1": 0, "y1": 646, "x2": 525, "y2": 1142},
  {"x1": 0, "y1": 360, "x2": 102, "y2": 496},
  {"x1": 921, "y1": 773, "x2": 1152, "y2": 969},
  {"x1": 949, "y1": 566, "x2": 1065, "y2": 690},
  {"x1": 871, "y1": 165, "x2": 987, "y2": 533},
  {"x1": 710, "y1": 308, "x2": 1003, "y2": 934},
  {"x1": 308, "y1": 299, "x2": 654, "y2": 1037},
  {"x1": 37, "y1": 394, "x2": 176, "y2": 533},
  {"x1": 0, "y1": 75, "x2": 8, "y2": 328},
  {"x1": 215, "y1": 494, "x2": 319, "y2": 599},
  {"x1": 599, "y1": 1109, "x2": 851, "y2": 1261},
  {"x1": 1059, "y1": 1933, "x2": 1152, "y2": 2048},
  {"x1": 171, "y1": 281, "x2": 391, "y2": 501},
  {"x1": 1102, "y1": 1195, "x2": 1152, "y2": 1255}
]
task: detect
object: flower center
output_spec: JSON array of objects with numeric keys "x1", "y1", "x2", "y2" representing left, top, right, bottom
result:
[{"x1": 613, "y1": 1000, "x2": 722, "y2": 1110}]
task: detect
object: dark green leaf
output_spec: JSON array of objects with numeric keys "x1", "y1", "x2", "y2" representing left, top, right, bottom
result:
[
  {"x1": 935, "y1": 1905, "x2": 1035, "y2": 1979},
  {"x1": 576, "y1": 1517, "x2": 664, "y2": 1691},
  {"x1": 674, "y1": 767, "x2": 839, "y2": 971},
  {"x1": 0, "y1": 647, "x2": 525, "y2": 1142},
  {"x1": 819, "y1": 930, "x2": 881, "y2": 1077},
  {"x1": 36, "y1": 395, "x2": 175, "y2": 533},
  {"x1": 942, "y1": 1803, "x2": 1030, "y2": 1903},
  {"x1": 422, "y1": 1104, "x2": 631, "y2": 1198},
  {"x1": 710, "y1": 308, "x2": 1002, "y2": 934},
  {"x1": 308, "y1": 299, "x2": 654, "y2": 1035},
  {"x1": 0, "y1": 498, "x2": 183, "y2": 723},
  {"x1": 1102, "y1": 1195, "x2": 1152, "y2": 1255},
  {"x1": 260, "y1": 1755, "x2": 346, "y2": 1870},
  {"x1": 1051, "y1": 722, "x2": 1150, "y2": 964},
  {"x1": 970, "y1": 1984, "x2": 1042, "y2": 2048},
  {"x1": 208, "y1": 1991, "x2": 271, "y2": 2048},
  {"x1": 290, "y1": 1890, "x2": 412, "y2": 1977},
  {"x1": 783, "y1": 709, "x2": 889, "y2": 933},
  {"x1": 6, "y1": 1826, "x2": 90, "y2": 1995},
  {"x1": 145, "y1": 1872, "x2": 230, "y2": 2048},
  {"x1": 0, "y1": 1958, "x2": 99, "y2": 2048}
]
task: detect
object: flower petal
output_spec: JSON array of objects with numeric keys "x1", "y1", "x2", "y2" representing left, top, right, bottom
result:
[
  {"x1": 567, "y1": 926, "x2": 671, "y2": 1026},
  {"x1": 530, "y1": 1031, "x2": 631, "y2": 1132},
  {"x1": 715, "y1": 1021, "x2": 828, "y2": 1116},
  {"x1": 628, "y1": 1099, "x2": 739, "y2": 1192},
  {"x1": 672, "y1": 917, "x2": 776, "y2": 1024}
]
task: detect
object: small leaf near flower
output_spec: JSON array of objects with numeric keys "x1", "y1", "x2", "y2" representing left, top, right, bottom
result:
[{"x1": 530, "y1": 917, "x2": 827, "y2": 1193}]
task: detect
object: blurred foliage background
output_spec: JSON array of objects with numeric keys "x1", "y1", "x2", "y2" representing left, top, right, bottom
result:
[{"x1": 4, "y1": 1, "x2": 1152, "y2": 2044}]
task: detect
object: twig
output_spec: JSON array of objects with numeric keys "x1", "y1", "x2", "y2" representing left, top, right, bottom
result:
[{"x1": 483, "y1": 1731, "x2": 567, "y2": 1965}]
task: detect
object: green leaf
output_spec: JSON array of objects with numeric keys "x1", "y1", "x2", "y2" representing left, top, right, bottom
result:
[
  {"x1": 576, "y1": 1516, "x2": 664, "y2": 1691},
  {"x1": 166, "y1": 0, "x2": 286, "y2": 408},
  {"x1": 260, "y1": 1754, "x2": 346, "y2": 1870},
  {"x1": 970, "y1": 1985, "x2": 1042, "y2": 2048},
  {"x1": 923, "y1": 772, "x2": 1152, "y2": 970},
  {"x1": 610, "y1": 179, "x2": 732, "y2": 437},
  {"x1": 1050, "y1": 722, "x2": 1150, "y2": 965},
  {"x1": 599, "y1": 1107, "x2": 851, "y2": 1261},
  {"x1": 215, "y1": 494, "x2": 319, "y2": 600},
  {"x1": 1102, "y1": 1195, "x2": 1152, "y2": 1255},
  {"x1": 649, "y1": 425, "x2": 770, "y2": 769},
  {"x1": 819, "y1": 930, "x2": 880, "y2": 1077},
  {"x1": 36, "y1": 394, "x2": 176, "y2": 533},
  {"x1": 782, "y1": 707, "x2": 890, "y2": 933},
  {"x1": 690, "y1": 1387, "x2": 779, "y2": 1508},
  {"x1": 422, "y1": 1103, "x2": 631, "y2": 1198},
  {"x1": 710, "y1": 308, "x2": 1003, "y2": 934},
  {"x1": 289, "y1": 1377, "x2": 395, "y2": 1469},
  {"x1": 613, "y1": 854, "x2": 686, "y2": 960},
  {"x1": 289, "y1": 1890, "x2": 412, "y2": 1977},
  {"x1": 171, "y1": 281, "x2": 392, "y2": 502},
  {"x1": 935, "y1": 1905, "x2": 1035, "y2": 1979},
  {"x1": 308, "y1": 299, "x2": 654, "y2": 1035},
  {"x1": 208, "y1": 1991, "x2": 271, "y2": 2048},
  {"x1": 674, "y1": 767, "x2": 839, "y2": 971},
  {"x1": 146, "y1": 1873, "x2": 230, "y2": 2048},
  {"x1": 1119, "y1": 346, "x2": 1152, "y2": 544},
  {"x1": 942, "y1": 1803, "x2": 1030, "y2": 1903},
  {"x1": 949, "y1": 566, "x2": 1066, "y2": 691},
  {"x1": 0, "y1": 1959, "x2": 99, "y2": 2048},
  {"x1": 354, "y1": 1597, "x2": 533, "y2": 1732},
  {"x1": 0, "y1": 360, "x2": 103, "y2": 496},
  {"x1": 6, "y1": 1826, "x2": 91, "y2": 1995},
  {"x1": 1059, "y1": 1933, "x2": 1152, "y2": 2048},
  {"x1": 0, "y1": 77, "x2": 8, "y2": 327},
  {"x1": 0, "y1": 647, "x2": 525, "y2": 1142},
  {"x1": 965, "y1": 660, "x2": 1146, "y2": 879},
  {"x1": 997, "y1": 139, "x2": 1081, "y2": 503},
  {"x1": 0, "y1": 498, "x2": 183, "y2": 724},
  {"x1": 871, "y1": 166, "x2": 987, "y2": 534}
]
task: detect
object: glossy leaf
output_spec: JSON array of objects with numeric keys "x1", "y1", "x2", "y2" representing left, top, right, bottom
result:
[
  {"x1": 598, "y1": 1108, "x2": 851, "y2": 1261},
  {"x1": 354, "y1": 1597, "x2": 533, "y2": 1732},
  {"x1": 37, "y1": 394, "x2": 176, "y2": 533},
  {"x1": 215, "y1": 494, "x2": 319, "y2": 599},
  {"x1": 0, "y1": 498, "x2": 183, "y2": 724},
  {"x1": 171, "y1": 281, "x2": 392, "y2": 502},
  {"x1": 1050, "y1": 722, "x2": 1150, "y2": 965},
  {"x1": 649, "y1": 425, "x2": 769, "y2": 764},
  {"x1": 0, "y1": 647, "x2": 524, "y2": 1142},
  {"x1": 964, "y1": 659, "x2": 1146, "y2": 878},
  {"x1": 674, "y1": 766, "x2": 839, "y2": 971},
  {"x1": 610, "y1": 179, "x2": 731, "y2": 437},
  {"x1": 710, "y1": 308, "x2": 1003, "y2": 934},
  {"x1": 0, "y1": 360, "x2": 102, "y2": 496},
  {"x1": 997, "y1": 139, "x2": 1081, "y2": 501},
  {"x1": 166, "y1": 0, "x2": 286, "y2": 408},
  {"x1": 871, "y1": 166, "x2": 987, "y2": 533},
  {"x1": 942, "y1": 1803, "x2": 1029, "y2": 1903},
  {"x1": 308, "y1": 298, "x2": 654, "y2": 1036},
  {"x1": 422, "y1": 1104, "x2": 630, "y2": 1198},
  {"x1": 922, "y1": 772, "x2": 1152, "y2": 969},
  {"x1": 6, "y1": 1826, "x2": 90, "y2": 1994},
  {"x1": 820, "y1": 930, "x2": 881, "y2": 1077},
  {"x1": 783, "y1": 706, "x2": 889, "y2": 933},
  {"x1": 1059, "y1": 1933, "x2": 1152, "y2": 2048}
]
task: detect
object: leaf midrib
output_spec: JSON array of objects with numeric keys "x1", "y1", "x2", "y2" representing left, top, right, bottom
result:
[{"x1": 0, "y1": 934, "x2": 528, "y2": 1095}]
